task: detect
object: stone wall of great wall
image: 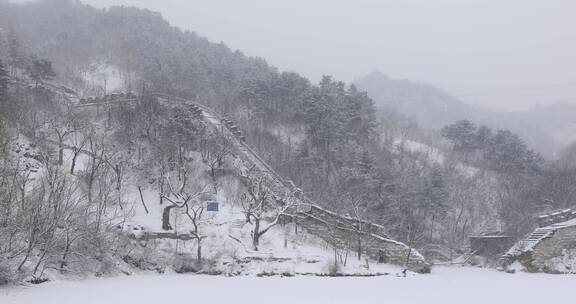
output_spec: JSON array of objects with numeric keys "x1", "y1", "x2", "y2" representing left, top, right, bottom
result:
[
  {"x1": 537, "y1": 209, "x2": 576, "y2": 228},
  {"x1": 153, "y1": 94, "x2": 430, "y2": 273},
  {"x1": 529, "y1": 226, "x2": 576, "y2": 272},
  {"x1": 292, "y1": 210, "x2": 430, "y2": 272},
  {"x1": 39, "y1": 87, "x2": 430, "y2": 273},
  {"x1": 304, "y1": 205, "x2": 391, "y2": 239},
  {"x1": 501, "y1": 209, "x2": 576, "y2": 273}
]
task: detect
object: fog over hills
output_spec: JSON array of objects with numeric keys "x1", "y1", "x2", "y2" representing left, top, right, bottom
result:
[
  {"x1": 3, "y1": 0, "x2": 576, "y2": 296},
  {"x1": 356, "y1": 71, "x2": 576, "y2": 158},
  {"x1": 8, "y1": 0, "x2": 576, "y2": 111}
]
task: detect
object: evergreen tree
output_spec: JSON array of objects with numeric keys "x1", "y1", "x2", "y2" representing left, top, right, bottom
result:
[
  {"x1": 486, "y1": 130, "x2": 541, "y2": 175},
  {"x1": 424, "y1": 166, "x2": 449, "y2": 213},
  {"x1": 26, "y1": 59, "x2": 56, "y2": 86},
  {"x1": 7, "y1": 33, "x2": 27, "y2": 76},
  {"x1": 441, "y1": 120, "x2": 477, "y2": 156},
  {"x1": 357, "y1": 150, "x2": 375, "y2": 175},
  {"x1": 475, "y1": 125, "x2": 493, "y2": 151},
  {"x1": 0, "y1": 59, "x2": 8, "y2": 98}
]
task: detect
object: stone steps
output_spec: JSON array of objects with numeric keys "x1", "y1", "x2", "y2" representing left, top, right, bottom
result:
[
  {"x1": 499, "y1": 228, "x2": 555, "y2": 269},
  {"x1": 524, "y1": 229, "x2": 553, "y2": 242}
]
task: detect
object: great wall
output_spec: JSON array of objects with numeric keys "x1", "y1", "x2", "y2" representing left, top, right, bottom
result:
[
  {"x1": 18, "y1": 81, "x2": 430, "y2": 273},
  {"x1": 500, "y1": 209, "x2": 576, "y2": 273},
  {"x1": 153, "y1": 93, "x2": 431, "y2": 273}
]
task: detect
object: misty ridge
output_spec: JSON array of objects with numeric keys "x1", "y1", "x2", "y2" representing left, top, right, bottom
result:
[
  {"x1": 355, "y1": 71, "x2": 576, "y2": 158},
  {"x1": 1, "y1": 0, "x2": 576, "y2": 303}
]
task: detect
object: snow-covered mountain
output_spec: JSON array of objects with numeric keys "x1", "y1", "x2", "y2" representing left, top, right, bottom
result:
[{"x1": 356, "y1": 71, "x2": 576, "y2": 158}]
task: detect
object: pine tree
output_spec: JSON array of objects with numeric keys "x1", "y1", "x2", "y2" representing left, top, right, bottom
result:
[
  {"x1": 425, "y1": 166, "x2": 449, "y2": 212},
  {"x1": 26, "y1": 59, "x2": 56, "y2": 87},
  {"x1": 0, "y1": 59, "x2": 8, "y2": 98},
  {"x1": 7, "y1": 34, "x2": 27, "y2": 76},
  {"x1": 475, "y1": 125, "x2": 492, "y2": 150},
  {"x1": 357, "y1": 150, "x2": 375, "y2": 175},
  {"x1": 442, "y1": 120, "x2": 477, "y2": 158}
]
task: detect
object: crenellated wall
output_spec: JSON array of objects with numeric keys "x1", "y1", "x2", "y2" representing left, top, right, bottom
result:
[{"x1": 537, "y1": 209, "x2": 576, "y2": 228}]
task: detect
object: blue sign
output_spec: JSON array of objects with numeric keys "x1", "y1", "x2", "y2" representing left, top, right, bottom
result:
[
  {"x1": 294, "y1": 190, "x2": 304, "y2": 201},
  {"x1": 207, "y1": 202, "x2": 219, "y2": 212}
]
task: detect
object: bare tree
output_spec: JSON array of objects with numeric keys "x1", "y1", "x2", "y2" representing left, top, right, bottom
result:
[
  {"x1": 69, "y1": 127, "x2": 90, "y2": 174},
  {"x1": 160, "y1": 175, "x2": 211, "y2": 262},
  {"x1": 103, "y1": 148, "x2": 133, "y2": 211},
  {"x1": 240, "y1": 170, "x2": 294, "y2": 250},
  {"x1": 201, "y1": 134, "x2": 230, "y2": 182},
  {"x1": 47, "y1": 110, "x2": 83, "y2": 166},
  {"x1": 82, "y1": 132, "x2": 120, "y2": 234},
  {"x1": 85, "y1": 133, "x2": 105, "y2": 205}
]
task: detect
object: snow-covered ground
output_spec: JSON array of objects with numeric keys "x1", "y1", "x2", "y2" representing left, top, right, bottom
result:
[
  {"x1": 2, "y1": 266, "x2": 575, "y2": 304},
  {"x1": 394, "y1": 138, "x2": 478, "y2": 176},
  {"x1": 82, "y1": 63, "x2": 129, "y2": 96}
]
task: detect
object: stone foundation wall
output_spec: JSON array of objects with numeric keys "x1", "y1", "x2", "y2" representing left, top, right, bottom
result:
[
  {"x1": 529, "y1": 226, "x2": 576, "y2": 273},
  {"x1": 470, "y1": 236, "x2": 514, "y2": 257},
  {"x1": 294, "y1": 213, "x2": 430, "y2": 273},
  {"x1": 537, "y1": 209, "x2": 576, "y2": 228},
  {"x1": 306, "y1": 205, "x2": 390, "y2": 239}
]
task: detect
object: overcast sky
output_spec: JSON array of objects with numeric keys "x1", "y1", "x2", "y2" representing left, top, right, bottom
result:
[{"x1": 10, "y1": 0, "x2": 576, "y2": 111}]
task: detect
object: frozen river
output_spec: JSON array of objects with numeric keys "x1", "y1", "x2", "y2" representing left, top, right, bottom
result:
[{"x1": 1, "y1": 267, "x2": 574, "y2": 304}]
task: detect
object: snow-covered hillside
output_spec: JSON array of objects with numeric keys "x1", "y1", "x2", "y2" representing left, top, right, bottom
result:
[{"x1": 394, "y1": 138, "x2": 478, "y2": 176}]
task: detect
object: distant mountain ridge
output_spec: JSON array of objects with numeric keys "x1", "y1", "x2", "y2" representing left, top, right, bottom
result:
[
  {"x1": 355, "y1": 71, "x2": 576, "y2": 158},
  {"x1": 355, "y1": 71, "x2": 475, "y2": 129}
]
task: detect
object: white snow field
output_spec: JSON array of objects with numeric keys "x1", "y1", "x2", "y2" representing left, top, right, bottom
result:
[{"x1": 1, "y1": 266, "x2": 575, "y2": 304}]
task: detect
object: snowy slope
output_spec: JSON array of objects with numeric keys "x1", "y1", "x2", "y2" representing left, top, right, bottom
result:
[{"x1": 394, "y1": 138, "x2": 478, "y2": 176}]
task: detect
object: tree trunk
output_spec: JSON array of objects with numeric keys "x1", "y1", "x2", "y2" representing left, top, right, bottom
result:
[
  {"x1": 197, "y1": 239, "x2": 202, "y2": 263},
  {"x1": 70, "y1": 150, "x2": 78, "y2": 174},
  {"x1": 18, "y1": 229, "x2": 36, "y2": 271},
  {"x1": 252, "y1": 219, "x2": 260, "y2": 250},
  {"x1": 159, "y1": 178, "x2": 164, "y2": 205},
  {"x1": 60, "y1": 233, "x2": 71, "y2": 270},
  {"x1": 115, "y1": 164, "x2": 123, "y2": 210},
  {"x1": 162, "y1": 206, "x2": 175, "y2": 230},
  {"x1": 87, "y1": 178, "x2": 93, "y2": 205},
  {"x1": 138, "y1": 186, "x2": 149, "y2": 214}
]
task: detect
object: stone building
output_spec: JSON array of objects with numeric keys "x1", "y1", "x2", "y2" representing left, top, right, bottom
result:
[
  {"x1": 469, "y1": 233, "x2": 513, "y2": 258},
  {"x1": 500, "y1": 209, "x2": 576, "y2": 273}
]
